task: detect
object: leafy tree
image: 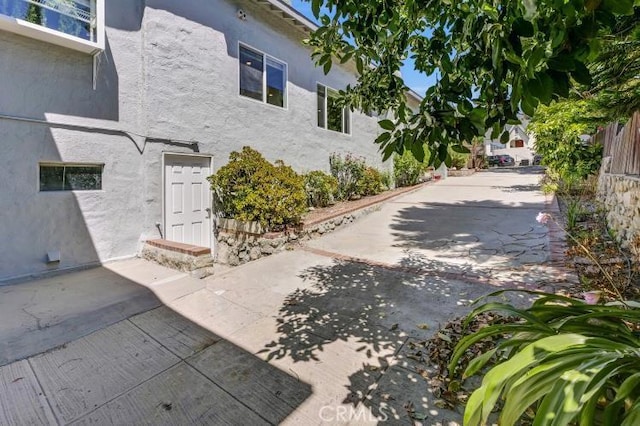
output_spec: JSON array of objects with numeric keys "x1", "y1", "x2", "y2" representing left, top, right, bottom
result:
[
  {"x1": 25, "y1": 2, "x2": 42, "y2": 25},
  {"x1": 529, "y1": 99, "x2": 606, "y2": 179},
  {"x1": 305, "y1": 0, "x2": 637, "y2": 166},
  {"x1": 588, "y1": 7, "x2": 640, "y2": 117}
]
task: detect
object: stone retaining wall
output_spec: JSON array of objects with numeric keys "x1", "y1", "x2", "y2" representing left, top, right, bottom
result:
[
  {"x1": 597, "y1": 170, "x2": 640, "y2": 250},
  {"x1": 215, "y1": 206, "x2": 380, "y2": 266}
]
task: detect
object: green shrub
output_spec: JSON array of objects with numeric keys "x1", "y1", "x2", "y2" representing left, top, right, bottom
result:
[
  {"x1": 329, "y1": 153, "x2": 367, "y2": 200},
  {"x1": 394, "y1": 151, "x2": 427, "y2": 187},
  {"x1": 450, "y1": 291, "x2": 640, "y2": 426},
  {"x1": 208, "y1": 147, "x2": 306, "y2": 230},
  {"x1": 305, "y1": 171, "x2": 338, "y2": 208},
  {"x1": 357, "y1": 166, "x2": 385, "y2": 196},
  {"x1": 380, "y1": 170, "x2": 394, "y2": 190},
  {"x1": 449, "y1": 151, "x2": 470, "y2": 169}
]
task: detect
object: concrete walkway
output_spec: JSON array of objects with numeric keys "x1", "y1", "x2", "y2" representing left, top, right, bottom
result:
[{"x1": 0, "y1": 169, "x2": 574, "y2": 425}]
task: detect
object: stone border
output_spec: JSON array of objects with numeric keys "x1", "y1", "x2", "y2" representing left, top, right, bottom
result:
[
  {"x1": 447, "y1": 169, "x2": 476, "y2": 177},
  {"x1": 215, "y1": 182, "x2": 432, "y2": 266}
]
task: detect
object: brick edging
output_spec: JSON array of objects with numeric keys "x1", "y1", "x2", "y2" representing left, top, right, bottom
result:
[{"x1": 302, "y1": 181, "x2": 435, "y2": 229}]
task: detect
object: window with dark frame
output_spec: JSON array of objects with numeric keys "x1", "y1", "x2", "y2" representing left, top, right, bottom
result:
[
  {"x1": 39, "y1": 163, "x2": 103, "y2": 191},
  {"x1": 239, "y1": 44, "x2": 287, "y2": 108},
  {"x1": 317, "y1": 83, "x2": 351, "y2": 134}
]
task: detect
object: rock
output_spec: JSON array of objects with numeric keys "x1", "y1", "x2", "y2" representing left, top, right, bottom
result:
[
  {"x1": 249, "y1": 246, "x2": 261, "y2": 260},
  {"x1": 228, "y1": 254, "x2": 240, "y2": 266}
]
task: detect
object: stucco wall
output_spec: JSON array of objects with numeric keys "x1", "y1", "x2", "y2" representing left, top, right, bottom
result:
[{"x1": 0, "y1": 0, "x2": 387, "y2": 281}]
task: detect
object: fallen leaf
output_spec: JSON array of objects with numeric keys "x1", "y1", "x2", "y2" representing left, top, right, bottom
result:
[
  {"x1": 411, "y1": 412, "x2": 428, "y2": 420},
  {"x1": 390, "y1": 323, "x2": 399, "y2": 331},
  {"x1": 437, "y1": 332, "x2": 452, "y2": 343},
  {"x1": 417, "y1": 323, "x2": 430, "y2": 330}
]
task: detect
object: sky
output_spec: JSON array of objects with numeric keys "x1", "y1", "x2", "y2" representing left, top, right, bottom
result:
[{"x1": 290, "y1": 0, "x2": 436, "y2": 96}]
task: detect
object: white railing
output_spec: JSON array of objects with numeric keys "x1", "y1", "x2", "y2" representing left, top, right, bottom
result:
[
  {"x1": 26, "y1": 0, "x2": 94, "y2": 24},
  {"x1": 0, "y1": 0, "x2": 103, "y2": 53}
]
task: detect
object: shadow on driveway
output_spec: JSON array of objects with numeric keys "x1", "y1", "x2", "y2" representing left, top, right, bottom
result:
[{"x1": 258, "y1": 252, "x2": 507, "y2": 423}]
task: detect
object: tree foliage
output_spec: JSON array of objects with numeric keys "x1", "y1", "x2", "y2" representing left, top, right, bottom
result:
[
  {"x1": 588, "y1": 7, "x2": 640, "y2": 117},
  {"x1": 306, "y1": 0, "x2": 638, "y2": 165},
  {"x1": 529, "y1": 99, "x2": 606, "y2": 179}
]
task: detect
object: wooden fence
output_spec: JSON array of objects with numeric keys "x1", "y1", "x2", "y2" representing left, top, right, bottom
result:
[{"x1": 597, "y1": 111, "x2": 640, "y2": 175}]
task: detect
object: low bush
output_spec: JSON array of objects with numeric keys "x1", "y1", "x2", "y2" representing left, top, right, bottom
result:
[
  {"x1": 208, "y1": 147, "x2": 306, "y2": 230},
  {"x1": 449, "y1": 150, "x2": 470, "y2": 169},
  {"x1": 394, "y1": 151, "x2": 427, "y2": 187},
  {"x1": 329, "y1": 153, "x2": 366, "y2": 200},
  {"x1": 305, "y1": 170, "x2": 338, "y2": 208},
  {"x1": 357, "y1": 166, "x2": 385, "y2": 196}
]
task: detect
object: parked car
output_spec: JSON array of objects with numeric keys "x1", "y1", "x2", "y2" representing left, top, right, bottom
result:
[
  {"x1": 533, "y1": 154, "x2": 543, "y2": 165},
  {"x1": 487, "y1": 155, "x2": 515, "y2": 167}
]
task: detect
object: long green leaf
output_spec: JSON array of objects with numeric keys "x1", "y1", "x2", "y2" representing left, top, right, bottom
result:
[
  {"x1": 463, "y1": 348, "x2": 497, "y2": 379},
  {"x1": 500, "y1": 352, "x2": 596, "y2": 425},
  {"x1": 603, "y1": 371, "x2": 640, "y2": 424},
  {"x1": 449, "y1": 323, "x2": 551, "y2": 376},
  {"x1": 464, "y1": 334, "x2": 590, "y2": 426}
]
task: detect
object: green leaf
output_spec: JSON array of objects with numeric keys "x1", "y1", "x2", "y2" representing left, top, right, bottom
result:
[
  {"x1": 500, "y1": 130, "x2": 510, "y2": 144},
  {"x1": 464, "y1": 334, "x2": 592, "y2": 426},
  {"x1": 601, "y1": 0, "x2": 634, "y2": 14},
  {"x1": 571, "y1": 61, "x2": 592, "y2": 86},
  {"x1": 378, "y1": 119, "x2": 395, "y2": 131},
  {"x1": 411, "y1": 142, "x2": 426, "y2": 162},
  {"x1": 323, "y1": 60, "x2": 332, "y2": 75},
  {"x1": 463, "y1": 348, "x2": 497, "y2": 379},
  {"x1": 548, "y1": 55, "x2": 575, "y2": 72},
  {"x1": 375, "y1": 132, "x2": 392, "y2": 145},
  {"x1": 451, "y1": 144, "x2": 471, "y2": 154},
  {"x1": 311, "y1": 0, "x2": 321, "y2": 18},
  {"x1": 513, "y1": 18, "x2": 534, "y2": 37},
  {"x1": 537, "y1": 72, "x2": 554, "y2": 104}
]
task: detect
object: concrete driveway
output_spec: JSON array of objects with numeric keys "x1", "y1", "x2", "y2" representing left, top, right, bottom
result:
[{"x1": 0, "y1": 168, "x2": 574, "y2": 425}]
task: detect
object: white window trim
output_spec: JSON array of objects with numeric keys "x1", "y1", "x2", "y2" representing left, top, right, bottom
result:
[
  {"x1": 237, "y1": 42, "x2": 288, "y2": 110},
  {"x1": 317, "y1": 82, "x2": 352, "y2": 136},
  {"x1": 0, "y1": 0, "x2": 104, "y2": 54},
  {"x1": 38, "y1": 161, "x2": 105, "y2": 193}
]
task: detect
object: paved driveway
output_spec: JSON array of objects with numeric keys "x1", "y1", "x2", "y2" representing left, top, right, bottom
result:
[{"x1": 0, "y1": 169, "x2": 573, "y2": 425}]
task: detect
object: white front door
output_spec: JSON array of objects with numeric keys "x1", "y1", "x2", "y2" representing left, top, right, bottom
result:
[{"x1": 164, "y1": 154, "x2": 212, "y2": 247}]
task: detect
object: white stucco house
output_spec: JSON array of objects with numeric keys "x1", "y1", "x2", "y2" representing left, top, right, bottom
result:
[
  {"x1": 0, "y1": 0, "x2": 420, "y2": 282},
  {"x1": 484, "y1": 118, "x2": 537, "y2": 164}
]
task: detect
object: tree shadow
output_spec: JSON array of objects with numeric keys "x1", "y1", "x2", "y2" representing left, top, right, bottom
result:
[
  {"x1": 258, "y1": 252, "x2": 512, "y2": 422},
  {"x1": 386, "y1": 198, "x2": 551, "y2": 274}
]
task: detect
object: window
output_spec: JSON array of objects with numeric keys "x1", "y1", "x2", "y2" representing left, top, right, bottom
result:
[
  {"x1": 39, "y1": 163, "x2": 103, "y2": 191},
  {"x1": 317, "y1": 83, "x2": 350, "y2": 134},
  {"x1": 239, "y1": 44, "x2": 287, "y2": 108},
  {"x1": 0, "y1": 0, "x2": 104, "y2": 53},
  {"x1": 510, "y1": 139, "x2": 525, "y2": 148}
]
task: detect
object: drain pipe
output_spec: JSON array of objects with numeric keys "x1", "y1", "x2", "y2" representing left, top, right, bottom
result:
[{"x1": 0, "y1": 113, "x2": 200, "y2": 153}]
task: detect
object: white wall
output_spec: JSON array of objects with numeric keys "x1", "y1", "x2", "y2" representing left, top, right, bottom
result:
[{"x1": 0, "y1": 0, "x2": 388, "y2": 281}]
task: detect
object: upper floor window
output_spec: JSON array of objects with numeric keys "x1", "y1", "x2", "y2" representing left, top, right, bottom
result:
[
  {"x1": 239, "y1": 44, "x2": 287, "y2": 108},
  {"x1": 0, "y1": 0, "x2": 104, "y2": 54},
  {"x1": 317, "y1": 84, "x2": 350, "y2": 134}
]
